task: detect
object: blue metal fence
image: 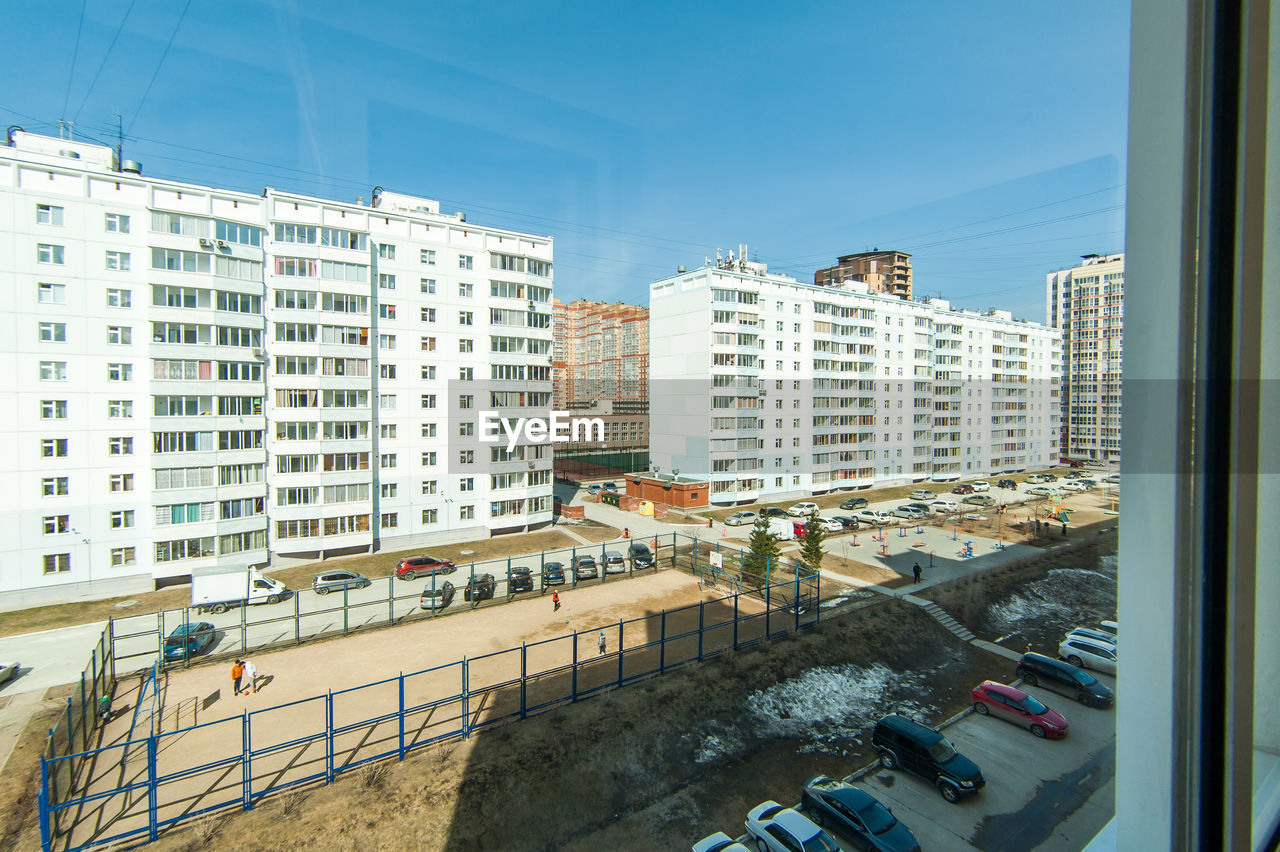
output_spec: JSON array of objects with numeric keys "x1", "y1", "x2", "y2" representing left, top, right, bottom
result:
[{"x1": 39, "y1": 571, "x2": 818, "y2": 851}]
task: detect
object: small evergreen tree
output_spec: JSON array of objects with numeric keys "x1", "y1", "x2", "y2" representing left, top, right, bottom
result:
[
  {"x1": 799, "y1": 516, "x2": 826, "y2": 574},
  {"x1": 743, "y1": 516, "x2": 781, "y2": 588}
]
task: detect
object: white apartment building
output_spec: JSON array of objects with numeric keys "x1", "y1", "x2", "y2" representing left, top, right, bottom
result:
[
  {"x1": 1045, "y1": 253, "x2": 1123, "y2": 464},
  {"x1": 650, "y1": 258, "x2": 1061, "y2": 504},
  {"x1": 0, "y1": 130, "x2": 553, "y2": 607}
]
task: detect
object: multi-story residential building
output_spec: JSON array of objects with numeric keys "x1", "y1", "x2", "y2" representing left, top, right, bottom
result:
[
  {"x1": 1045, "y1": 253, "x2": 1123, "y2": 464},
  {"x1": 551, "y1": 298, "x2": 648, "y2": 453},
  {"x1": 650, "y1": 257, "x2": 1060, "y2": 504},
  {"x1": 0, "y1": 130, "x2": 554, "y2": 606},
  {"x1": 814, "y1": 250, "x2": 913, "y2": 299}
]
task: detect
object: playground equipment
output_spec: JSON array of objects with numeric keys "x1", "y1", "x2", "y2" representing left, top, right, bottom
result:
[
  {"x1": 995, "y1": 537, "x2": 1005, "y2": 551},
  {"x1": 959, "y1": 541, "x2": 975, "y2": 559}
]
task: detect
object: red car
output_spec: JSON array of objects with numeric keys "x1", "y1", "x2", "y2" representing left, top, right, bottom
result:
[
  {"x1": 952, "y1": 484, "x2": 975, "y2": 495},
  {"x1": 394, "y1": 555, "x2": 456, "y2": 580},
  {"x1": 971, "y1": 680, "x2": 1069, "y2": 738}
]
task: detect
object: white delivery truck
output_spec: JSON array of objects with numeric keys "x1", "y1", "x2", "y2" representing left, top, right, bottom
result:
[
  {"x1": 767, "y1": 517, "x2": 797, "y2": 541},
  {"x1": 191, "y1": 568, "x2": 288, "y2": 615}
]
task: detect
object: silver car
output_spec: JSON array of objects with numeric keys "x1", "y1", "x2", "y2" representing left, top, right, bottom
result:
[
  {"x1": 724, "y1": 511, "x2": 757, "y2": 526},
  {"x1": 603, "y1": 551, "x2": 627, "y2": 574},
  {"x1": 312, "y1": 569, "x2": 372, "y2": 594}
]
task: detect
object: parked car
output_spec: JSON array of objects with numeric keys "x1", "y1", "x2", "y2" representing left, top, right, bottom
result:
[
  {"x1": 628, "y1": 541, "x2": 656, "y2": 568},
  {"x1": 1041, "y1": 472, "x2": 1058, "y2": 481},
  {"x1": 0, "y1": 661, "x2": 17, "y2": 688},
  {"x1": 1064, "y1": 470, "x2": 1085, "y2": 479},
  {"x1": 395, "y1": 555, "x2": 456, "y2": 581},
  {"x1": 573, "y1": 555, "x2": 598, "y2": 580},
  {"x1": 163, "y1": 622, "x2": 217, "y2": 662},
  {"x1": 930, "y1": 499, "x2": 960, "y2": 513},
  {"x1": 602, "y1": 482, "x2": 619, "y2": 492},
  {"x1": 1067, "y1": 627, "x2": 1117, "y2": 647},
  {"x1": 801, "y1": 774, "x2": 921, "y2": 851},
  {"x1": 1016, "y1": 652, "x2": 1114, "y2": 707},
  {"x1": 971, "y1": 481, "x2": 991, "y2": 492},
  {"x1": 1059, "y1": 636, "x2": 1118, "y2": 675},
  {"x1": 952, "y1": 484, "x2": 975, "y2": 495},
  {"x1": 1026, "y1": 486, "x2": 1055, "y2": 496},
  {"x1": 840, "y1": 496, "x2": 869, "y2": 510},
  {"x1": 909, "y1": 489, "x2": 936, "y2": 500},
  {"x1": 997, "y1": 479, "x2": 1018, "y2": 489},
  {"x1": 962, "y1": 495, "x2": 996, "y2": 507},
  {"x1": 744, "y1": 801, "x2": 840, "y2": 852},
  {"x1": 542, "y1": 562, "x2": 566, "y2": 586},
  {"x1": 762, "y1": 507, "x2": 789, "y2": 518},
  {"x1": 787, "y1": 502, "x2": 819, "y2": 517},
  {"x1": 904, "y1": 502, "x2": 932, "y2": 515},
  {"x1": 1098, "y1": 619, "x2": 1119, "y2": 638},
  {"x1": 970, "y1": 681, "x2": 1069, "y2": 739},
  {"x1": 1104, "y1": 473, "x2": 1121, "y2": 483},
  {"x1": 832, "y1": 515, "x2": 860, "y2": 530},
  {"x1": 691, "y1": 833, "x2": 752, "y2": 852},
  {"x1": 463, "y1": 573, "x2": 496, "y2": 602},
  {"x1": 508, "y1": 567, "x2": 534, "y2": 593},
  {"x1": 587, "y1": 484, "x2": 602, "y2": 495},
  {"x1": 1077, "y1": 478, "x2": 1098, "y2": 488},
  {"x1": 419, "y1": 581, "x2": 455, "y2": 611},
  {"x1": 815, "y1": 517, "x2": 844, "y2": 533},
  {"x1": 857, "y1": 509, "x2": 891, "y2": 525},
  {"x1": 871, "y1": 714, "x2": 985, "y2": 803},
  {"x1": 1026, "y1": 474, "x2": 1047, "y2": 484},
  {"x1": 312, "y1": 570, "x2": 371, "y2": 595},
  {"x1": 1061, "y1": 481, "x2": 1087, "y2": 492},
  {"x1": 725, "y1": 511, "x2": 757, "y2": 526},
  {"x1": 603, "y1": 551, "x2": 627, "y2": 574},
  {"x1": 892, "y1": 505, "x2": 925, "y2": 520}
]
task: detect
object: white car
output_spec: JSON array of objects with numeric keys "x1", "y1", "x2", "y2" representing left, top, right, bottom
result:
[
  {"x1": 1061, "y1": 481, "x2": 1087, "y2": 492},
  {"x1": 910, "y1": 488, "x2": 936, "y2": 500},
  {"x1": 856, "y1": 509, "x2": 891, "y2": 525},
  {"x1": 1026, "y1": 474, "x2": 1047, "y2": 484},
  {"x1": 1099, "y1": 619, "x2": 1119, "y2": 638},
  {"x1": 814, "y1": 517, "x2": 844, "y2": 533},
  {"x1": 971, "y1": 481, "x2": 990, "y2": 492},
  {"x1": 692, "y1": 832, "x2": 751, "y2": 852},
  {"x1": 1068, "y1": 627, "x2": 1117, "y2": 646},
  {"x1": 1026, "y1": 486, "x2": 1054, "y2": 496},
  {"x1": 724, "y1": 511, "x2": 757, "y2": 526},
  {"x1": 744, "y1": 801, "x2": 839, "y2": 852},
  {"x1": 1104, "y1": 473, "x2": 1121, "y2": 482},
  {"x1": 930, "y1": 499, "x2": 960, "y2": 514},
  {"x1": 892, "y1": 505, "x2": 925, "y2": 520},
  {"x1": 787, "y1": 502, "x2": 819, "y2": 517},
  {"x1": 1059, "y1": 636, "x2": 1117, "y2": 675},
  {"x1": 0, "y1": 661, "x2": 17, "y2": 687}
]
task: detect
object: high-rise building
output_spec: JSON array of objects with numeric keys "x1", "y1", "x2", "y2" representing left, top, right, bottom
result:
[
  {"x1": 814, "y1": 250, "x2": 913, "y2": 299},
  {"x1": 650, "y1": 256, "x2": 1060, "y2": 504},
  {"x1": 1045, "y1": 253, "x2": 1123, "y2": 464},
  {"x1": 0, "y1": 130, "x2": 554, "y2": 606},
  {"x1": 551, "y1": 298, "x2": 648, "y2": 451}
]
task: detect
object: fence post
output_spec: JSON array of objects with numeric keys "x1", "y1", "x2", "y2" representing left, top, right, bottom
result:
[
  {"x1": 78, "y1": 672, "x2": 87, "y2": 749},
  {"x1": 240, "y1": 596, "x2": 248, "y2": 657},
  {"x1": 571, "y1": 631, "x2": 579, "y2": 701},
  {"x1": 398, "y1": 673, "x2": 405, "y2": 760},
  {"x1": 182, "y1": 602, "x2": 190, "y2": 668},
  {"x1": 242, "y1": 711, "x2": 253, "y2": 810},
  {"x1": 108, "y1": 618, "x2": 117, "y2": 682},
  {"x1": 38, "y1": 755, "x2": 51, "y2": 852},
  {"x1": 795, "y1": 570, "x2": 801, "y2": 632},
  {"x1": 520, "y1": 643, "x2": 527, "y2": 719},
  {"x1": 461, "y1": 659, "x2": 470, "y2": 739},
  {"x1": 325, "y1": 692, "x2": 334, "y2": 783},
  {"x1": 89, "y1": 649, "x2": 99, "y2": 734},
  {"x1": 63, "y1": 700, "x2": 72, "y2": 757},
  {"x1": 698, "y1": 601, "x2": 704, "y2": 660},
  {"x1": 815, "y1": 572, "x2": 822, "y2": 624},
  {"x1": 343, "y1": 586, "x2": 350, "y2": 636},
  {"x1": 660, "y1": 611, "x2": 667, "y2": 673},
  {"x1": 147, "y1": 733, "x2": 159, "y2": 840},
  {"x1": 617, "y1": 619, "x2": 624, "y2": 685}
]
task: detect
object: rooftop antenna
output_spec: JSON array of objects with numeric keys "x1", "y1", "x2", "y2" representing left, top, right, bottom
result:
[
  {"x1": 113, "y1": 112, "x2": 123, "y2": 172},
  {"x1": 58, "y1": 119, "x2": 73, "y2": 139}
]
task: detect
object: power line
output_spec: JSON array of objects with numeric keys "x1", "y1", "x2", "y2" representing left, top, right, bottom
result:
[
  {"x1": 61, "y1": 0, "x2": 88, "y2": 125},
  {"x1": 126, "y1": 0, "x2": 193, "y2": 135},
  {"x1": 72, "y1": 0, "x2": 138, "y2": 126}
]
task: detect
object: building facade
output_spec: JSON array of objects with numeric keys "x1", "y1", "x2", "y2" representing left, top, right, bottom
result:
[
  {"x1": 649, "y1": 258, "x2": 1060, "y2": 504},
  {"x1": 551, "y1": 298, "x2": 648, "y2": 451},
  {"x1": 1045, "y1": 253, "x2": 1123, "y2": 463},
  {"x1": 0, "y1": 130, "x2": 554, "y2": 606},
  {"x1": 814, "y1": 250, "x2": 913, "y2": 299}
]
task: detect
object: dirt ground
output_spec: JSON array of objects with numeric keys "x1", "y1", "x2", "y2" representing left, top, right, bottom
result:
[{"x1": 1, "y1": 685, "x2": 73, "y2": 852}]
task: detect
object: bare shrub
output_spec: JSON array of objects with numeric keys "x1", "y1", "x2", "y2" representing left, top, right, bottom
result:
[
  {"x1": 185, "y1": 814, "x2": 224, "y2": 850},
  {"x1": 357, "y1": 760, "x2": 390, "y2": 790},
  {"x1": 280, "y1": 789, "x2": 307, "y2": 817}
]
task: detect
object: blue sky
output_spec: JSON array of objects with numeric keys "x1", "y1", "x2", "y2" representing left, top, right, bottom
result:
[{"x1": 4, "y1": 1, "x2": 1129, "y2": 317}]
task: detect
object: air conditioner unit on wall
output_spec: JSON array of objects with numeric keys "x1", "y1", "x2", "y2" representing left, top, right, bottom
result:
[{"x1": 198, "y1": 238, "x2": 212, "y2": 247}]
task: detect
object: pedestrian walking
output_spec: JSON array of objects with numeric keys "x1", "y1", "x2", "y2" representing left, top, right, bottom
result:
[
  {"x1": 231, "y1": 660, "x2": 244, "y2": 696},
  {"x1": 98, "y1": 694, "x2": 112, "y2": 724},
  {"x1": 1061, "y1": 522, "x2": 1068, "y2": 538},
  {"x1": 552, "y1": 591, "x2": 560, "y2": 612},
  {"x1": 242, "y1": 659, "x2": 258, "y2": 694},
  {"x1": 597, "y1": 630, "x2": 606, "y2": 655},
  {"x1": 912, "y1": 562, "x2": 922, "y2": 584}
]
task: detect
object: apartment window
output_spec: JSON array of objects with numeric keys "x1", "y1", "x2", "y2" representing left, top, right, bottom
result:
[
  {"x1": 381, "y1": 483, "x2": 398, "y2": 499},
  {"x1": 380, "y1": 453, "x2": 397, "y2": 469},
  {"x1": 459, "y1": 450, "x2": 474, "y2": 464},
  {"x1": 458, "y1": 395, "x2": 473, "y2": 410},
  {"x1": 107, "y1": 400, "x2": 133, "y2": 418},
  {"x1": 39, "y1": 322, "x2": 66, "y2": 342},
  {"x1": 459, "y1": 339, "x2": 473, "y2": 353},
  {"x1": 459, "y1": 282, "x2": 473, "y2": 297},
  {"x1": 459, "y1": 311, "x2": 473, "y2": 326},
  {"x1": 421, "y1": 508, "x2": 438, "y2": 524},
  {"x1": 379, "y1": 334, "x2": 396, "y2": 350},
  {"x1": 379, "y1": 394, "x2": 397, "y2": 410},
  {"x1": 378, "y1": 273, "x2": 396, "y2": 290},
  {"x1": 43, "y1": 553, "x2": 71, "y2": 574},
  {"x1": 421, "y1": 366, "x2": 436, "y2": 381},
  {"x1": 41, "y1": 438, "x2": 68, "y2": 457},
  {"x1": 39, "y1": 361, "x2": 67, "y2": 381},
  {"x1": 105, "y1": 251, "x2": 131, "y2": 271},
  {"x1": 421, "y1": 307, "x2": 436, "y2": 323},
  {"x1": 111, "y1": 547, "x2": 136, "y2": 567},
  {"x1": 459, "y1": 255, "x2": 473, "y2": 270},
  {"x1": 106, "y1": 288, "x2": 132, "y2": 308},
  {"x1": 380, "y1": 364, "x2": 397, "y2": 379},
  {"x1": 37, "y1": 244, "x2": 65, "y2": 264},
  {"x1": 42, "y1": 477, "x2": 69, "y2": 496},
  {"x1": 107, "y1": 363, "x2": 133, "y2": 381},
  {"x1": 151, "y1": 247, "x2": 209, "y2": 273},
  {"x1": 36, "y1": 204, "x2": 64, "y2": 225},
  {"x1": 108, "y1": 437, "x2": 133, "y2": 455},
  {"x1": 108, "y1": 473, "x2": 135, "y2": 492},
  {"x1": 380, "y1": 513, "x2": 398, "y2": 529},
  {"x1": 421, "y1": 423, "x2": 437, "y2": 438},
  {"x1": 459, "y1": 422, "x2": 475, "y2": 437},
  {"x1": 422, "y1": 451, "x2": 437, "y2": 466},
  {"x1": 459, "y1": 505, "x2": 474, "y2": 520},
  {"x1": 38, "y1": 282, "x2": 66, "y2": 303},
  {"x1": 40, "y1": 400, "x2": 67, "y2": 419},
  {"x1": 110, "y1": 510, "x2": 134, "y2": 529},
  {"x1": 420, "y1": 249, "x2": 436, "y2": 265},
  {"x1": 104, "y1": 213, "x2": 129, "y2": 233},
  {"x1": 43, "y1": 515, "x2": 70, "y2": 534},
  {"x1": 459, "y1": 367, "x2": 473, "y2": 381},
  {"x1": 420, "y1": 278, "x2": 436, "y2": 294},
  {"x1": 460, "y1": 477, "x2": 474, "y2": 492},
  {"x1": 421, "y1": 336, "x2": 437, "y2": 351},
  {"x1": 378, "y1": 243, "x2": 396, "y2": 260},
  {"x1": 379, "y1": 304, "x2": 396, "y2": 319}
]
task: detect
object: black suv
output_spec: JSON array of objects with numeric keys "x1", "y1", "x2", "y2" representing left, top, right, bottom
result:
[
  {"x1": 628, "y1": 541, "x2": 656, "y2": 569},
  {"x1": 840, "y1": 496, "x2": 869, "y2": 510},
  {"x1": 508, "y1": 567, "x2": 534, "y2": 593},
  {"x1": 871, "y1": 715, "x2": 985, "y2": 803},
  {"x1": 1016, "y1": 652, "x2": 1114, "y2": 707},
  {"x1": 997, "y1": 479, "x2": 1018, "y2": 489},
  {"x1": 419, "y1": 581, "x2": 455, "y2": 611},
  {"x1": 463, "y1": 574, "x2": 496, "y2": 602}
]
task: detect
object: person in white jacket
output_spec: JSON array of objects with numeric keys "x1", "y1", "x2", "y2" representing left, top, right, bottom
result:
[{"x1": 242, "y1": 659, "x2": 258, "y2": 694}]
